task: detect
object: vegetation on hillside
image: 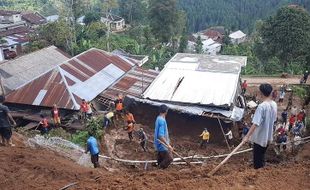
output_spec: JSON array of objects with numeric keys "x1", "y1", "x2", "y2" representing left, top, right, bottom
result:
[{"x1": 2, "y1": 0, "x2": 310, "y2": 74}]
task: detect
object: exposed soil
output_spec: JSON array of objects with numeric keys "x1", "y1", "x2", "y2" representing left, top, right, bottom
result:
[{"x1": 0, "y1": 133, "x2": 309, "y2": 190}]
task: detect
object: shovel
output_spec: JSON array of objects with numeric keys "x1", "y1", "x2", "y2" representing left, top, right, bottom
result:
[{"x1": 158, "y1": 139, "x2": 193, "y2": 167}]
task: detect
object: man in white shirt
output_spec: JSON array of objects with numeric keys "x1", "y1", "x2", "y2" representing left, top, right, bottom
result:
[{"x1": 243, "y1": 83, "x2": 277, "y2": 169}]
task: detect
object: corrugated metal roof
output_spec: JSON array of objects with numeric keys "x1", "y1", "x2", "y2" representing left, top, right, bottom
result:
[
  {"x1": 100, "y1": 67, "x2": 159, "y2": 100},
  {"x1": 229, "y1": 30, "x2": 246, "y2": 39},
  {"x1": 5, "y1": 48, "x2": 136, "y2": 110},
  {"x1": 143, "y1": 53, "x2": 247, "y2": 108},
  {"x1": 0, "y1": 46, "x2": 70, "y2": 95},
  {"x1": 21, "y1": 12, "x2": 46, "y2": 25}
]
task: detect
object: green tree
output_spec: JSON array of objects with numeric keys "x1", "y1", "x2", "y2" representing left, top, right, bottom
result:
[
  {"x1": 118, "y1": 0, "x2": 148, "y2": 24},
  {"x1": 260, "y1": 6, "x2": 310, "y2": 71},
  {"x1": 149, "y1": 0, "x2": 184, "y2": 43},
  {"x1": 195, "y1": 36, "x2": 203, "y2": 54},
  {"x1": 178, "y1": 34, "x2": 188, "y2": 53},
  {"x1": 83, "y1": 12, "x2": 101, "y2": 25}
]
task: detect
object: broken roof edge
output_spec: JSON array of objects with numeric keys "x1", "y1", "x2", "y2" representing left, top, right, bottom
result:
[
  {"x1": 127, "y1": 95, "x2": 244, "y2": 121},
  {"x1": 127, "y1": 95, "x2": 234, "y2": 119}
]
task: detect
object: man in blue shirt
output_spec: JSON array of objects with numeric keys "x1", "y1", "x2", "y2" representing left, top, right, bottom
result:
[
  {"x1": 154, "y1": 104, "x2": 173, "y2": 169},
  {"x1": 85, "y1": 132, "x2": 100, "y2": 168}
]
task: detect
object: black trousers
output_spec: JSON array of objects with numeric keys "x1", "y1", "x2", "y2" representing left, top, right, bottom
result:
[
  {"x1": 253, "y1": 143, "x2": 268, "y2": 169},
  {"x1": 91, "y1": 154, "x2": 100, "y2": 168},
  {"x1": 157, "y1": 151, "x2": 173, "y2": 169},
  {"x1": 140, "y1": 141, "x2": 147, "y2": 151}
]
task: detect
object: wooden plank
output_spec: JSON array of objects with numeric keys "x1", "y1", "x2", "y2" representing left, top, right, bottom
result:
[{"x1": 22, "y1": 122, "x2": 38, "y2": 131}]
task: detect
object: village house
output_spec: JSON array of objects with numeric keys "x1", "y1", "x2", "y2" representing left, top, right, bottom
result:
[
  {"x1": 101, "y1": 13, "x2": 126, "y2": 32},
  {"x1": 0, "y1": 10, "x2": 47, "y2": 60},
  {"x1": 21, "y1": 12, "x2": 46, "y2": 28},
  {"x1": 127, "y1": 53, "x2": 247, "y2": 143},
  {"x1": 5, "y1": 48, "x2": 156, "y2": 111},
  {"x1": 203, "y1": 29, "x2": 224, "y2": 43},
  {"x1": 229, "y1": 30, "x2": 247, "y2": 44}
]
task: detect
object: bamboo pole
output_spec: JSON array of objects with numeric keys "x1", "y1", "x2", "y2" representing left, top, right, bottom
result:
[
  {"x1": 217, "y1": 118, "x2": 231, "y2": 151},
  {"x1": 208, "y1": 140, "x2": 245, "y2": 176}
]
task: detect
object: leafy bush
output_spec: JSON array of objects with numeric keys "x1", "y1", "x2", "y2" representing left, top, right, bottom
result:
[
  {"x1": 292, "y1": 86, "x2": 308, "y2": 99},
  {"x1": 71, "y1": 117, "x2": 103, "y2": 146}
]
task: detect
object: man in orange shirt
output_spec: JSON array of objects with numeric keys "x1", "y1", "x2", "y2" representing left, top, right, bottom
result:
[
  {"x1": 51, "y1": 104, "x2": 61, "y2": 127},
  {"x1": 125, "y1": 110, "x2": 135, "y2": 141},
  {"x1": 114, "y1": 94, "x2": 124, "y2": 121}
]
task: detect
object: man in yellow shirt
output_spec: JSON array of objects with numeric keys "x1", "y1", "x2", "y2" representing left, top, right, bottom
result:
[{"x1": 200, "y1": 128, "x2": 210, "y2": 148}]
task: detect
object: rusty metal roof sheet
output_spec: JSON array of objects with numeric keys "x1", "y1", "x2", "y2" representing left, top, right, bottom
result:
[
  {"x1": 5, "y1": 48, "x2": 136, "y2": 110},
  {"x1": 100, "y1": 67, "x2": 159, "y2": 100}
]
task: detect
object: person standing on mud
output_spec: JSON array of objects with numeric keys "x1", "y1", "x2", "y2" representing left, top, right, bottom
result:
[
  {"x1": 85, "y1": 131, "x2": 100, "y2": 168},
  {"x1": 154, "y1": 104, "x2": 173, "y2": 169},
  {"x1": 51, "y1": 104, "x2": 61, "y2": 127},
  {"x1": 199, "y1": 128, "x2": 210, "y2": 148},
  {"x1": 0, "y1": 95, "x2": 16, "y2": 146},
  {"x1": 243, "y1": 83, "x2": 277, "y2": 169},
  {"x1": 138, "y1": 128, "x2": 148, "y2": 152}
]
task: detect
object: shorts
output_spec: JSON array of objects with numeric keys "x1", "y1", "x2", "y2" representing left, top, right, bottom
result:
[
  {"x1": 0, "y1": 127, "x2": 12, "y2": 140},
  {"x1": 53, "y1": 117, "x2": 61, "y2": 124}
]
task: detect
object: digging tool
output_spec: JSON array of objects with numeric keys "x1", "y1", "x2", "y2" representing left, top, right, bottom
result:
[
  {"x1": 208, "y1": 140, "x2": 246, "y2": 176},
  {"x1": 157, "y1": 139, "x2": 193, "y2": 167}
]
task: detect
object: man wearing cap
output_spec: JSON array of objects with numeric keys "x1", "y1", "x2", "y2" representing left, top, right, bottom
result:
[
  {"x1": 154, "y1": 104, "x2": 173, "y2": 169},
  {"x1": 243, "y1": 83, "x2": 277, "y2": 169}
]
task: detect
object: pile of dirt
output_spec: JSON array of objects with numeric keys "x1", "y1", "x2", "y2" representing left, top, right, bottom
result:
[{"x1": 0, "y1": 133, "x2": 309, "y2": 190}]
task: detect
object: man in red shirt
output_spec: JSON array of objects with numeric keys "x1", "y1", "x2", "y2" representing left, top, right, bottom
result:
[
  {"x1": 289, "y1": 115, "x2": 296, "y2": 132},
  {"x1": 51, "y1": 104, "x2": 61, "y2": 127},
  {"x1": 242, "y1": 80, "x2": 248, "y2": 94},
  {"x1": 39, "y1": 114, "x2": 49, "y2": 135},
  {"x1": 80, "y1": 99, "x2": 89, "y2": 121},
  {"x1": 297, "y1": 110, "x2": 305, "y2": 123}
]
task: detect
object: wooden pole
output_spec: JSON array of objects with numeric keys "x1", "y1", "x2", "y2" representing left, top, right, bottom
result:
[
  {"x1": 217, "y1": 118, "x2": 231, "y2": 151},
  {"x1": 157, "y1": 139, "x2": 193, "y2": 167},
  {"x1": 0, "y1": 75, "x2": 6, "y2": 96},
  {"x1": 208, "y1": 140, "x2": 245, "y2": 176}
]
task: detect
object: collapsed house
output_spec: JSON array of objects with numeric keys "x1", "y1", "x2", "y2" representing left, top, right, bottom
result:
[
  {"x1": 4, "y1": 47, "x2": 157, "y2": 122},
  {"x1": 127, "y1": 53, "x2": 247, "y2": 143}
]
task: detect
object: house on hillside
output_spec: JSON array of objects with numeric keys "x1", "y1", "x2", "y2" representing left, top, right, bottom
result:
[
  {"x1": 0, "y1": 10, "x2": 46, "y2": 59},
  {"x1": 21, "y1": 12, "x2": 46, "y2": 28},
  {"x1": 5, "y1": 48, "x2": 157, "y2": 111},
  {"x1": 0, "y1": 46, "x2": 70, "y2": 95},
  {"x1": 46, "y1": 15, "x2": 59, "y2": 23},
  {"x1": 101, "y1": 13, "x2": 126, "y2": 32},
  {"x1": 203, "y1": 29, "x2": 223, "y2": 43},
  {"x1": 229, "y1": 30, "x2": 246, "y2": 44},
  {"x1": 202, "y1": 38, "x2": 221, "y2": 55},
  {"x1": 127, "y1": 53, "x2": 247, "y2": 143}
]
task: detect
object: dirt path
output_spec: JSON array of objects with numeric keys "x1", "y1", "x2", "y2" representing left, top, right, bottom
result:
[{"x1": 242, "y1": 76, "x2": 309, "y2": 85}]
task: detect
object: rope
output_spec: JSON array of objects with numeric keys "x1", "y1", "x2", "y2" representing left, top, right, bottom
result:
[{"x1": 97, "y1": 148, "x2": 253, "y2": 164}]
